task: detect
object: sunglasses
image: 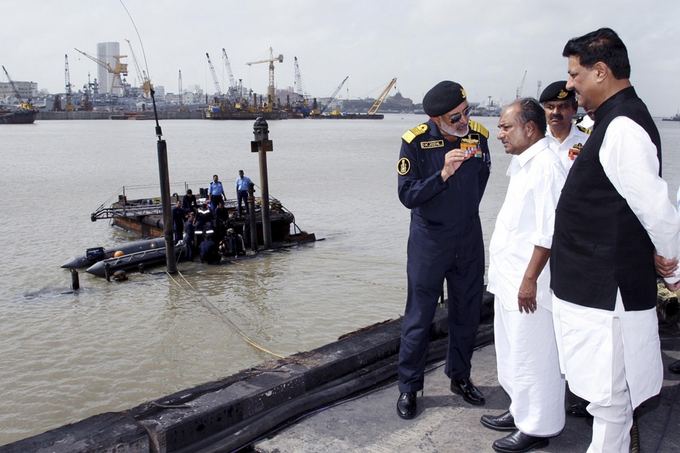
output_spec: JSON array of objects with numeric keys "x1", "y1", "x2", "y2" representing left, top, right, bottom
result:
[{"x1": 449, "y1": 106, "x2": 472, "y2": 123}]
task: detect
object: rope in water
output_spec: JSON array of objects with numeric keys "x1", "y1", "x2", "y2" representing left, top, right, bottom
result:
[{"x1": 165, "y1": 270, "x2": 285, "y2": 359}]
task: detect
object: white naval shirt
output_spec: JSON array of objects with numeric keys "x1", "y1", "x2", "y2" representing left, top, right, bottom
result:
[
  {"x1": 546, "y1": 123, "x2": 590, "y2": 173},
  {"x1": 487, "y1": 137, "x2": 567, "y2": 312}
]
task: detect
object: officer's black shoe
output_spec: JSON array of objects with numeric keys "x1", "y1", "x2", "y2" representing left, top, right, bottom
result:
[
  {"x1": 669, "y1": 359, "x2": 680, "y2": 374},
  {"x1": 481, "y1": 410, "x2": 516, "y2": 431},
  {"x1": 396, "y1": 392, "x2": 417, "y2": 419},
  {"x1": 492, "y1": 430, "x2": 549, "y2": 453},
  {"x1": 451, "y1": 377, "x2": 485, "y2": 406}
]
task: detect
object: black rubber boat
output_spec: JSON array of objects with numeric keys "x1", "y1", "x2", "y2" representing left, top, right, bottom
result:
[
  {"x1": 85, "y1": 245, "x2": 186, "y2": 278},
  {"x1": 62, "y1": 238, "x2": 166, "y2": 269}
]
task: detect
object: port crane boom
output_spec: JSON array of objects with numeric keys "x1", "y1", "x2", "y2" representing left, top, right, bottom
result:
[
  {"x1": 178, "y1": 69, "x2": 183, "y2": 106},
  {"x1": 2, "y1": 65, "x2": 24, "y2": 102},
  {"x1": 367, "y1": 77, "x2": 397, "y2": 115},
  {"x1": 126, "y1": 39, "x2": 152, "y2": 97},
  {"x1": 293, "y1": 56, "x2": 308, "y2": 100},
  {"x1": 222, "y1": 48, "x2": 236, "y2": 90},
  {"x1": 319, "y1": 76, "x2": 349, "y2": 114},
  {"x1": 64, "y1": 54, "x2": 74, "y2": 111},
  {"x1": 205, "y1": 52, "x2": 222, "y2": 97},
  {"x1": 74, "y1": 47, "x2": 127, "y2": 95},
  {"x1": 515, "y1": 69, "x2": 527, "y2": 99},
  {"x1": 246, "y1": 47, "x2": 283, "y2": 104}
]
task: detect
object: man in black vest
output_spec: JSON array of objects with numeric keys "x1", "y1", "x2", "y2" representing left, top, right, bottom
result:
[{"x1": 550, "y1": 28, "x2": 678, "y2": 452}]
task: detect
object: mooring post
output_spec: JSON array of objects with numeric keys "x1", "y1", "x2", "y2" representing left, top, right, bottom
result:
[
  {"x1": 70, "y1": 269, "x2": 80, "y2": 291},
  {"x1": 251, "y1": 117, "x2": 273, "y2": 249},
  {"x1": 157, "y1": 139, "x2": 177, "y2": 274},
  {"x1": 247, "y1": 182, "x2": 258, "y2": 252}
]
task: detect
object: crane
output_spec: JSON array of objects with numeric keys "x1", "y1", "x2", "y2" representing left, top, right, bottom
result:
[
  {"x1": 293, "y1": 56, "x2": 308, "y2": 101},
  {"x1": 125, "y1": 39, "x2": 152, "y2": 97},
  {"x1": 205, "y1": 52, "x2": 222, "y2": 98},
  {"x1": 319, "y1": 75, "x2": 349, "y2": 115},
  {"x1": 74, "y1": 47, "x2": 127, "y2": 95},
  {"x1": 64, "y1": 54, "x2": 74, "y2": 112},
  {"x1": 515, "y1": 69, "x2": 527, "y2": 99},
  {"x1": 178, "y1": 69, "x2": 183, "y2": 106},
  {"x1": 2, "y1": 65, "x2": 33, "y2": 110},
  {"x1": 221, "y1": 48, "x2": 237, "y2": 92},
  {"x1": 367, "y1": 77, "x2": 397, "y2": 115},
  {"x1": 246, "y1": 47, "x2": 283, "y2": 106}
]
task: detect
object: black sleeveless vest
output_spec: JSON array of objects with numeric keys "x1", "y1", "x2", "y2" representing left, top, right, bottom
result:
[{"x1": 550, "y1": 87, "x2": 662, "y2": 311}]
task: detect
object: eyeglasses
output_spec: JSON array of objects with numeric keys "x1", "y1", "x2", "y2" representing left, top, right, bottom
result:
[{"x1": 449, "y1": 106, "x2": 472, "y2": 123}]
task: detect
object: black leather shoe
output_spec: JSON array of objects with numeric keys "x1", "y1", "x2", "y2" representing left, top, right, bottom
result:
[
  {"x1": 492, "y1": 430, "x2": 549, "y2": 453},
  {"x1": 566, "y1": 400, "x2": 592, "y2": 418},
  {"x1": 451, "y1": 377, "x2": 485, "y2": 406},
  {"x1": 481, "y1": 410, "x2": 516, "y2": 431},
  {"x1": 396, "y1": 392, "x2": 417, "y2": 419},
  {"x1": 669, "y1": 359, "x2": 680, "y2": 374}
]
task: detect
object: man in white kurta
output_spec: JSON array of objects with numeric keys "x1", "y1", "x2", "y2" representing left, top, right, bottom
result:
[
  {"x1": 484, "y1": 99, "x2": 567, "y2": 453},
  {"x1": 552, "y1": 28, "x2": 679, "y2": 453}
]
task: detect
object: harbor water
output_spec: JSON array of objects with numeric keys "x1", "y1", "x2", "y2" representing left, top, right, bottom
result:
[{"x1": 0, "y1": 115, "x2": 679, "y2": 445}]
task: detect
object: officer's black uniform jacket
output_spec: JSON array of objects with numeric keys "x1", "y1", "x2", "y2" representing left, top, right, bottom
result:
[{"x1": 397, "y1": 119, "x2": 491, "y2": 231}]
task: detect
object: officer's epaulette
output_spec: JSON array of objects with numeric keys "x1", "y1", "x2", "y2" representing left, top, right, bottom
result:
[
  {"x1": 577, "y1": 125, "x2": 592, "y2": 135},
  {"x1": 402, "y1": 123, "x2": 429, "y2": 144},
  {"x1": 468, "y1": 120, "x2": 489, "y2": 139}
]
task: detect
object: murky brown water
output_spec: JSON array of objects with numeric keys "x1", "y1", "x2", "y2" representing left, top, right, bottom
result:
[{"x1": 0, "y1": 115, "x2": 678, "y2": 444}]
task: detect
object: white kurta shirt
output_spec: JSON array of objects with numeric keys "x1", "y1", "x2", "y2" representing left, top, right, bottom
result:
[
  {"x1": 553, "y1": 115, "x2": 680, "y2": 408},
  {"x1": 547, "y1": 123, "x2": 590, "y2": 173},
  {"x1": 488, "y1": 137, "x2": 567, "y2": 312}
]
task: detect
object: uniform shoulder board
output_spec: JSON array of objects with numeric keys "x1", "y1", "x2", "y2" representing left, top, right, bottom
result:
[
  {"x1": 402, "y1": 123, "x2": 429, "y2": 144},
  {"x1": 577, "y1": 125, "x2": 592, "y2": 135},
  {"x1": 468, "y1": 120, "x2": 489, "y2": 139}
]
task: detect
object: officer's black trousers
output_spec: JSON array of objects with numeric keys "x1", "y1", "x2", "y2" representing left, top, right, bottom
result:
[{"x1": 398, "y1": 217, "x2": 484, "y2": 393}]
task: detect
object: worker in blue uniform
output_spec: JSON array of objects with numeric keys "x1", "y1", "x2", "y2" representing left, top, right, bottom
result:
[
  {"x1": 396, "y1": 80, "x2": 491, "y2": 420},
  {"x1": 209, "y1": 174, "x2": 226, "y2": 211}
]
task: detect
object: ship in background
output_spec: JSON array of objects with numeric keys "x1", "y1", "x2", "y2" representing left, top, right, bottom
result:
[
  {"x1": 0, "y1": 102, "x2": 38, "y2": 124},
  {"x1": 1, "y1": 65, "x2": 38, "y2": 124}
]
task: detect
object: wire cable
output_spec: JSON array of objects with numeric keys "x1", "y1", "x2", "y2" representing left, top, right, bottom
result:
[{"x1": 166, "y1": 269, "x2": 284, "y2": 359}]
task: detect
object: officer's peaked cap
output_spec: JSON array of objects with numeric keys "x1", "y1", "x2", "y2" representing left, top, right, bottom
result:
[
  {"x1": 539, "y1": 81, "x2": 575, "y2": 103},
  {"x1": 423, "y1": 81, "x2": 467, "y2": 117}
]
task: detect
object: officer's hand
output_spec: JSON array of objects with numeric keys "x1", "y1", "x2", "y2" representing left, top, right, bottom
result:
[
  {"x1": 441, "y1": 148, "x2": 470, "y2": 181},
  {"x1": 517, "y1": 277, "x2": 537, "y2": 313}
]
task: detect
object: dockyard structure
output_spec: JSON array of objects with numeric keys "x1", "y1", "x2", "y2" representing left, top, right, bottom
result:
[
  {"x1": 96, "y1": 41, "x2": 125, "y2": 96},
  {"x1": 0, "y1": 81, "x2": 38, "y2": 102}
]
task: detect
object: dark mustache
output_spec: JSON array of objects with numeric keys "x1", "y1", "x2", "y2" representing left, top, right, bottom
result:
[{"x1": 550, "y1": 114, "x2": 564, "y2": 121}]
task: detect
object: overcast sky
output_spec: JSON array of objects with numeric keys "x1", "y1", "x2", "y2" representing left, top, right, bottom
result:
[{"x1": 2, "y1": 0, "x2": 679, "y2": 115}]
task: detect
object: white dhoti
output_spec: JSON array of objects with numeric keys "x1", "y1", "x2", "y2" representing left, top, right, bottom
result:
[
  {"x1": 494, "y1": 297, "x2": 566, "y2": 436},
  {"x1": 552, "y1": 291, "x2": 663, "y2": 453}
]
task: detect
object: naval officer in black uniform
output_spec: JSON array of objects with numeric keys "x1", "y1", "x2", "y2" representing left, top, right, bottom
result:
[{"x1": 396, "y1": 81, "x2": 491, "y2": 419}]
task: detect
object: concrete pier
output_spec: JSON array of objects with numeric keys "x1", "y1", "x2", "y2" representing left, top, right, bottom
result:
[{"x1": 2, "y1": 294, "x2": 679, "y2": 452}]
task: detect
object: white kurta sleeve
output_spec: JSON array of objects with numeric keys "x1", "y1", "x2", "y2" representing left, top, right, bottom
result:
[
  {"x1": 599, "y1": 117, "x2": 679, "y2": 259},
  {"x1": 530, "y1": 161, "x2": 566, "y2": 248}
]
